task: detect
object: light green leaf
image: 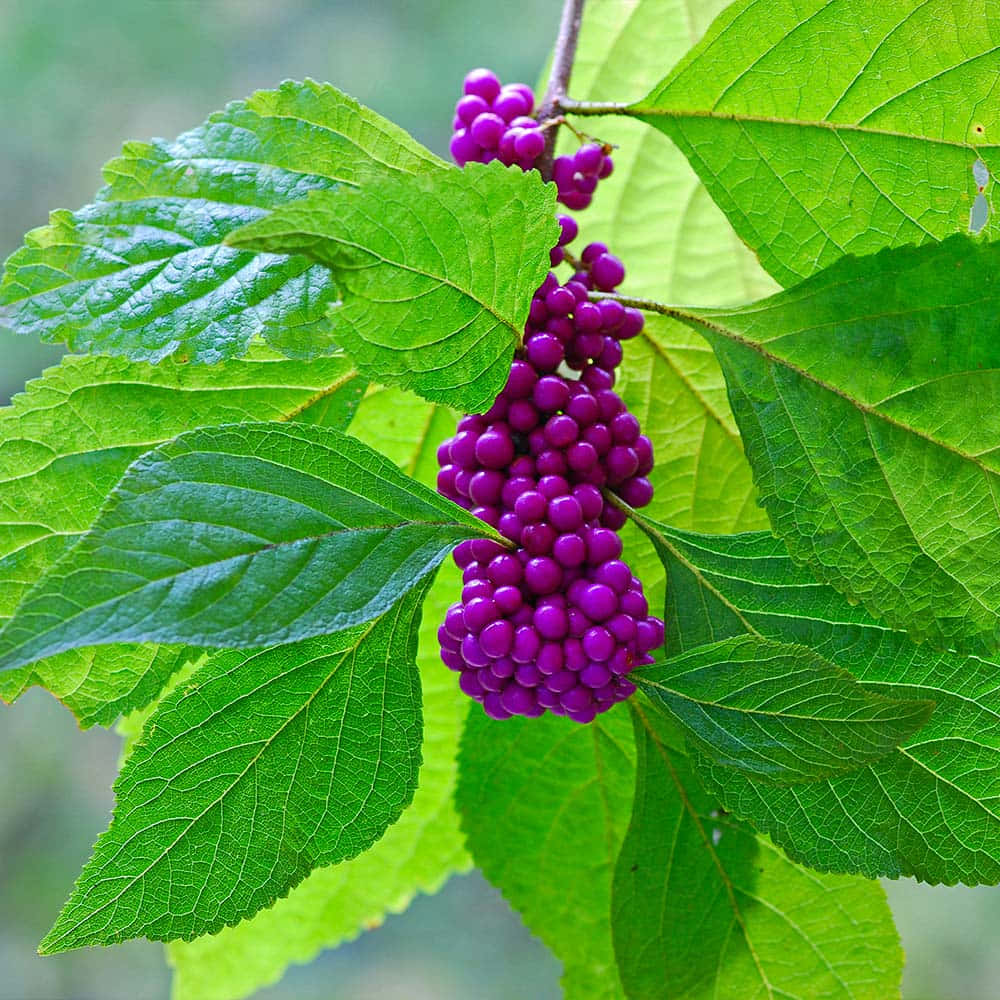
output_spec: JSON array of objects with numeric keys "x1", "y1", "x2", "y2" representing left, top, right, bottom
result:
[
  {"x1": 0, "y1": 80, "x2": 443, "y2": 362},
  {"x1": 636, "y1": 635, "x2": 933, "y2": 783},
  {"x1": 229, "y1": 162, "x2": 559, "y2": 413},
  {"x1": 166, "y1": 561, "x2": 470, "y2": 1000},
  {"x1": 630, "y1": 0, "x2": 1000, "y2": 285},
  {"x1": 566, "y1": 0, "x2": 774, "y2": 526},
  {"x1": 457, "y1": 706, "x2": 634, "y2": 1000},
  {"x1": 165, "y1": 383, "x2": 468, "y2": 1000},
  {"x1": 561, "y1": 0, "x2": 772, "y2": 620},
  {"x1": 0, "y1": 349, "x2": 363, "y2": 724},
  {"x1": 638, "y1": 512, "x2": 1000, "y2": 884},
  {"x1": 40, "y1": 583, "x2": 429, "y2": 953},
  {"x1": 0, "y1": 422, "x2": 498, "y2": 672},
  {"x1": 667, "y1": 235, "x2": 1000, "y2": 653},
  {"x1": 613, "y1": 706, "x2": 903, "y2": 999}
]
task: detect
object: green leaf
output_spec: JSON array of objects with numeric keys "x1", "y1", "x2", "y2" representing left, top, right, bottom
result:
[
  {"x1": 613, "y1": 706, "x2": 904, "y2": 999},
  {"x1": 637, "y1": 511, "x2": 1000, "y2": 884},
  {"x1": 229, "y1": 162, "x2": 559, "y2": 412},
  {"x1": 167, "y1": 560, "x2": 470, "y2": 1000},
  {"x1": 636, "y1": 635, "x2": 933, "y2": 784},
  {"x1": 630, "y1": 0, "x2": 1000, "y2": 286},
  {"x1": 669, "y1": 235, "x2": 1000, "y2": 653},
  {"x1": 565, "y1": 0, "x2": 774, "y2": 528},
  {"x1": 166, "y1": 382, "x2": 468, "y2": 1000},
  {"x1": 39, "y1": 583, "x2": 429, "y2": 953},
  {"x1": 457, "y1": 706, "x2": 634, "y2": 1000},
  {"x1": 560, "y1": 0, "x2": 772, "y2": 624},
  {"x1": 0, "y1": 421, "x2": 497, "y2": 672},
  {"x1": 0, "y1": 349, "x2": 363, "y2": 724},
  {"x1": 0, "y1": 80, "x2": 443, "y2": 363}
]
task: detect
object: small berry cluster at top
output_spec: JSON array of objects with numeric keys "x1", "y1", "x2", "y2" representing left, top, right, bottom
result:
[
  {"x1": 437, "y1": 68, "x2": 664, "y2": 724},
  {"x1": 449, "y1": 69, "x2": 613, "y2": 212}
]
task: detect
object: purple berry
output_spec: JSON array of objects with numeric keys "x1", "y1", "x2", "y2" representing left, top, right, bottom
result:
[
  {"x1": 533, "y1": 375, "x2": 570, "y2": 413},
  {"x1": 464, "y1": 68, "x2": 502, "y2": 102},
  {"x1": 579, "y1": 583, "x2": 618, "y2": 622},
  {"x1": 525, "y1": 557, "x2": 563, "y2": 595}
]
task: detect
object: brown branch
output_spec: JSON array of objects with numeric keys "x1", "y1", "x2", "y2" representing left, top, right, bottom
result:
[{"x1": 536, "y1": 0, "x2": 588, "y2": 180}]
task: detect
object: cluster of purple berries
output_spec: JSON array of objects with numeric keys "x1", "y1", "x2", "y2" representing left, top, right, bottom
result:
[
  {"x1": 437, "y1": 67, "x2": 663, "y2": 724},
  {"x1": 552, "y1": 142, "x2": 614, "y2": 211},
  {"x1": 449, "y1": 69, "x2": 546, "y2": 170}
]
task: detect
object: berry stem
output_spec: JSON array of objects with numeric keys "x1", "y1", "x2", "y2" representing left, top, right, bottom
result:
[
  {"x1": 558, "y1": 98, "x2": 630, "y2": 116},
  {"x1": 536, "y1": 0, "x2": 588, "y2": 180},
  {"x1": 587, "y1": 291, "x2": 703, "y2": 326}
]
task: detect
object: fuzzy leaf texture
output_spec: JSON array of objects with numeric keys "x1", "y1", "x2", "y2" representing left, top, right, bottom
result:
[
  {"x1": 229, "y1": 162, "x2": 559, "y2": 412},
  {"x1": 0, "y1": 80, "x2": 443, "y2": 362},
  {"x1": 167, "y1": 389, "x2": 468, "y2": 1000},
  {"x1": 635, "y1": 635, "x2": 933, "y2": 783},
  {"x1": 631, "y1": 0, "x2": 1000, "y2": 286},
  {"x1": 672, "y1": 235, "x2": 1000, "y2": 653},
  {"x1": 0, "y1": 349, "x2": 363, "y2": 723},
  {"x1": 0, "y1": 422, "x2": 497, "y2": 671},
  {"x1": 457, "y1": 706, "x2": 634, "y2": 1000},
  {"x1": 40, "y1": 583, "x2": 428, "y2": 953},
  {"x1": 635, "y1": 509, "x2": 1000, "y2": 884},
  {"x1": 612, "y1": 708, "x2": 903, "y2": 999}
]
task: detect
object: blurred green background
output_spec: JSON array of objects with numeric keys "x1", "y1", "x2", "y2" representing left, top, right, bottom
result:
[{"x1": 0, "y1": 2, "x2": 996, "y2": 999}]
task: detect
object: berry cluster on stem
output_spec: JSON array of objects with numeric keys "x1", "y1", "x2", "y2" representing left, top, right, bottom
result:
[{"x1": 437, "y1": 68, "x2": 664, "y2": 724}]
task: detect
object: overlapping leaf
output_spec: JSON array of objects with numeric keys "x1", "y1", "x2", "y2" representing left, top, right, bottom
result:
[
  {"x1": 457, "y1": 706, "x2": 634, "y2": 1000},
  {"x1": 630, "y1": 0, "x2": 1000, "y2": 285},
  {"x1": 40, "y1": 583, "x2": 429, "y2": 953},
  {"x1": 0, "y1": 349, "x2": 362, "y2": 723},
  {"x1": 562, "y1": 0, "x2": 773, "y2": 542},
  {"x1": 669, "y1": 236, "x2": 1000, "y2": 653},
  {"x1": 0, "y1": 80, "x2": 443, "y2": 362},
  {"x1": 634, "y1": 509, "x2": 1000, "y2": 884},
  {"x1": 229, "y1": 162, "x2": 558, "y2": 412},
  {"x1": 635, "y1": 635, "x2": 932, "y2": 783},
  {"x1": 166, "y1": 387, "x2": 467, "y2": 1000},
  {"x1": 613, "y1": 707, "x2": 903, "y2": 999},
  {"x1": 0, "y1": 422, "x2": 497, "y2": 671}
]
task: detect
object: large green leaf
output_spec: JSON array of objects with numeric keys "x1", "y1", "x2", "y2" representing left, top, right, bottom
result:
[
  {"x1": 0, "y1": 349, "x2": 362, "y2": 724},
  {"x1": 166, "y1": 386, "x2": 467, "y2": 1000},
  {"x1": 613, "y1": 706, "x2": 903, "y2": 999},
  {"x1": 166, "y1": 561, "x2": 470, "y2": 1000},
  {"x1": 665, "y1": 235, "x2": 1000, "y2": 653},
  {"x1": 628, "y1": 0, "x2": 1000, "y2": 286},
  {"x1": 457, "y1": 706, "x2": 634, "y2": 1000},
  {"x1": 229, "y1": 162, "x2": 558, "y2": 413},
  {"x1": 0, "y1": 80, "x2": 443, "y2": 362},
  {"x1": 0, "y1": 422, "x2": 497, "y2": 672},
  {"x1": 636, "y1": 635, "x2": 932, "y2": 784},
  {"x1": 40, "y1": 583, "x2": 429, "y2": 953},
  {"x1": 636, "y1": 511, "x2": 1000, "y2": 884}
]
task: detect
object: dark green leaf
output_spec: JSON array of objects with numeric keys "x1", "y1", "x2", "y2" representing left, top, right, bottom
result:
[
  {"x1": 0, "y1": 80, "x2": 443, "y2": 362},
  {"x1": 637, "y1": 510, "x2": 1000, "y2": 884},
  {"x1": 636, "y1": 635, "x2": 932, "y2": 784},
  {"x1": 630, "y1": 0, "x2": 1000, "y2": 285},
  {"x1": 229, "y1": 162, "x2": 559, "y2": 412},
  {"x1": 672, "y1": 236, "x2": 1000, "y2": 653},
  {"x1": 0, "y1": 349, "x2": 362, "y2": 723},
  {"x1": 40, "y1": 583, "x2": 428, "y2": 953},
  {"x1": 0, "y1": 422, "x2": 497, "y2": 672},
  {"x1": 167, "y1": 560, "x2": 469, "y2": 1000},
  {"x1": 457, "y1": 706, "x2": 634, "y2": 1000},
  {"x1": 613, "y1": 706, "x2": 903, "y2": 999}
]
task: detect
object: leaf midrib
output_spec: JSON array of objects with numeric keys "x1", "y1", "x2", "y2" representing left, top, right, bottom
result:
[{"x1": 630, "y1": 104, "x2": 997, "y2": 155}]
